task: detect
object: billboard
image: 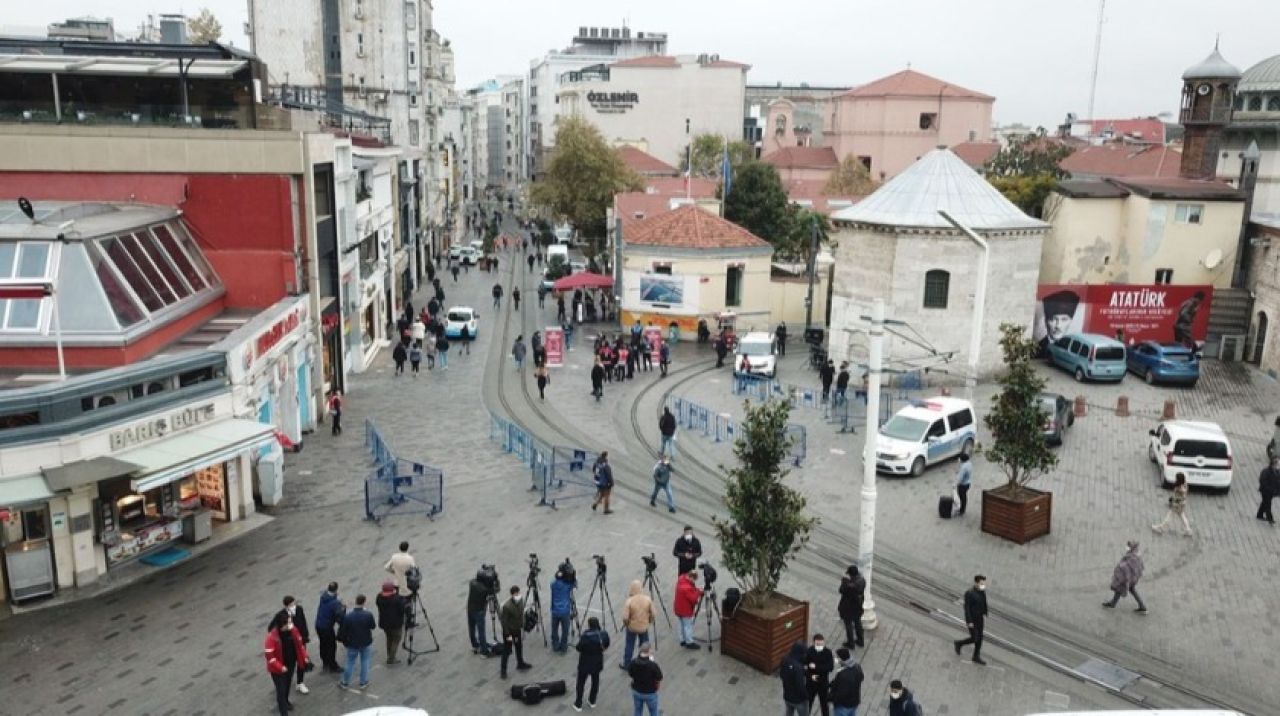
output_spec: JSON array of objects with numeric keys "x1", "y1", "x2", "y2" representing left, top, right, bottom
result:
[
  {"x1": 639, "y1": 274, "x2": 686, "y2": 307},
  {"x1": 543, "y1": 327, "x2": 564, "y2": 368},
  {"x1": 1034, "y1": 284, "x2": 1213, "y2": 354}
]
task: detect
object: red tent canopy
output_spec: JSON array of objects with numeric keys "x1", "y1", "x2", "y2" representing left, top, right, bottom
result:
[{"x1": 553, "y1": 271, "x2": 614, "y2": 291}]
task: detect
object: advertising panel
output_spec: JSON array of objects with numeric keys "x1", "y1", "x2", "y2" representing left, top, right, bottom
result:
[
  {"x1": 639, "y1": 274, "x2": 685, "y2": 307},
  {"x1": 642, "y1": 325, "x2": 665, "y2": 363},
  {"x1": 1034, "y1": 284, "x2": 1213, "y2": 354},
  {"x1": 543, "y1": 327, "x2": 565, "y2": 368}
]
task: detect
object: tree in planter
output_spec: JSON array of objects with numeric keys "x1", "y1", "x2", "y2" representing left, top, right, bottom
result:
[
  {"x1": 983, "y1": 323, "x2": 1058, "y2": 497},
  {"x1": 713, "y1": 399, "x2": 818, "y2": 607}
]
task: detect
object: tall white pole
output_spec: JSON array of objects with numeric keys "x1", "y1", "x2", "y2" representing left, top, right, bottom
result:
[
  {"x1": 51, "y1": 288, "x2": 66, "y2": 381},
  {"x1": 859, "y1": 298, "x2": 884, "y2": 630},
  {"x1": 939, "y1": 210, "x2": 989, "y2": 403}
]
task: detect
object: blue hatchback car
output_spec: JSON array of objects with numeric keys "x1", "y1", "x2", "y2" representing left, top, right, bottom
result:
[{"x1": 1126, "y1": 341, "x2": 1200, "y2": 386}]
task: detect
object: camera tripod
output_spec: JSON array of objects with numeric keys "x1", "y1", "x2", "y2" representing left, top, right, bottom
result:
[
  {"x1": 484, "y1": 591, "x2": 501, "y2": 656},
  {"x1": 526, "y1": 560, "x2": 549, "y2": 647},
  {"x1": 641, "y1": 563, "x2": 673, "y2": 641},
  {"x1": 403, "y1": 590, "x2": 441, "y2": 664},
  {"x1": 579, "y1": 560, "x2": 620, "y2": 633},
  {"x1": 692, "y1": 582, "x2": 721, "y2": 652}
]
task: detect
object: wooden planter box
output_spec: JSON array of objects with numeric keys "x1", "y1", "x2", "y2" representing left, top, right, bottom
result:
[
  {"x1": 720, "y1": 592, "x2": 809, "y2": 673},
  {"x1": 981, "y1": 485, "x2": 1052, "y2": 544}
]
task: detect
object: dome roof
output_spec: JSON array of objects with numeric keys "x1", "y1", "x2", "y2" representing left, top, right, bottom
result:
[
  {"x1": 1240, "y1": 54, "x2": 1280, "y2": 93},
  {"x1": 830, "y1": 149, "x2": 1047, "y2": 232},
  {"x1": 1182, "y1": 46, "x2": 1241, "y2": 80}
]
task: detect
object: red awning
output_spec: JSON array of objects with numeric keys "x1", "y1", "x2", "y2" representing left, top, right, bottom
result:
[
  {"x1": 0, "y1": 284, "x2": 51, "y2": 300},
  {"x1": 552, "y1": 272, "x2": 614, "y2": 291}
]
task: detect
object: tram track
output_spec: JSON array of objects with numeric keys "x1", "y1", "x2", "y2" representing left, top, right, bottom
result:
[{"x1": 481, "y1": 243, "x2": 1255, "y2": 713}]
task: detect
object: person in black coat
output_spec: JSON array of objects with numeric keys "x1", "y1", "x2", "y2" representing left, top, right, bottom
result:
[
  {"x1": 590, "y1": 357, "x2": 606, "y2": 401},
  {"x1": 953, "y1": 574, "x2": 989, "y2": 665},
  {"x1": 780, "y1": 640, "x2": 809, "y2": 715},
  {"x1": 804, "y1": 634, "x2": 835, "y2": 716},
  {"x1": 673, "y1": 525, "x2": 703, "y2": 576},
  {"x1": 374, "y1": 581, "x2": 406, "y2": 665},
  {"x1": 837, "y1": 565, "x2": 866, "y2": 649},
  {"x1": 829, "y1": 648, "x2": 863, "y2": 714},
  {"x1": 819, "y1": 360, "x2": 836, "y2": 403},
  {"x1": 1258, "y1": 457, "x2": 1280, "y2": 523},
  {"x1": 274, "y1": 596, "x2": 312, "y2": 694},
  {"x1": 573, "y1": 616, "x2": 611, "y2": 710},
  {"x1": 888, "y1": 679, "x2": 923, "y2": 716},
  {"x1": 714, "y1": 335, "x2": 729, "y2": 368},
  {"x1": 392, "y1": 343, "x2": 407, "y2": 375}
]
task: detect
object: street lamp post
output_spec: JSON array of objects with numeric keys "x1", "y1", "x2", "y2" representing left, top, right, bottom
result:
[
  {"x1": 938, "y1": 210, "x2": 989, "y2": 402},
  {"x1": 858, "y1": 298, "x2": 886, "y2": 630}
]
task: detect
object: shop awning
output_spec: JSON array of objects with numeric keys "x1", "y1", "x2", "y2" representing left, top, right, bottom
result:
[
  {"x1": 0, "y1": 474, "x2": 55, "y2": 507},
  {"x1": 42, "y1": 456, "x2": 145, "y2": 491},
  {"x1": 118, "y1": 418, "x2": 276, "y2": 493}
]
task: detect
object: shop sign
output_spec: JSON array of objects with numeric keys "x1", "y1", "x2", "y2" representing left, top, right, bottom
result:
[
  {"x1": 108, "y1": 403, "x2": 217, "y2": 452},
  {"x1": 254, "y1": 309, "x2": 303, "y2": 361},
  {"x1": 587, "y1": 90, "x2": 639, "y2": 114}
]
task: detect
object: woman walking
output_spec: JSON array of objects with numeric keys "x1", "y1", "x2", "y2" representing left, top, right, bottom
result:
[
  {"x1": 264, "y1": 611, "x2": 310, "y2": 716},
  {"x1": 535, "y1": 364, "x2": 550, "y2": 401},
  {"x1": 1152, "y1": 473, "x2": 1193, "y2": 537},
  {"x1": 572, "y1": 616, "x2": 610, "y2": 711},
  {"x1": 1103, "y1": 540, "x2": 1147, "y2": 613}
]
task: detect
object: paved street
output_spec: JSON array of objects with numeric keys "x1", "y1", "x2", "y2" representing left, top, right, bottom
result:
[{"x1": 0, "y1": 224, "x2": 1137, "y2": 716}]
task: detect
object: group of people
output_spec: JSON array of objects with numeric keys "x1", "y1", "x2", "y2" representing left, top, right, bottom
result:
[
  {"x1": 390, "y1": 297, "x2": 459, "y2": 375},
  {"x1": 588, "y1": 322, "x2": 673, "y2": 401}
]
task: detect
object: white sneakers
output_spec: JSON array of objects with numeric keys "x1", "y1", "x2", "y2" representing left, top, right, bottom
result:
[{"x1": 296, "y1": 683, "x2": 310, "y2": 694}]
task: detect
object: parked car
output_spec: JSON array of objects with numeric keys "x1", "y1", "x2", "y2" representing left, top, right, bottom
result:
[
  {"x1": 733, "y1": 332, "x2": 779, "y2": 378},
  {"x1": 1046, "y1": 333, "x2": 1126, "y2": 383},
  {"x1": 447, "y1": 245, "x2": 464, "y2": 261},
  {"x1": 873, "y1": 397, "x2": 977, "y2": 476},
  {"x1": 444, "y1": 306, "x2": 478, "y2": 339},
  {"x1": 1126, "y1": 341, "x2": 1200, "y2": 386},
  {"x1": 1040, "y1": 392, "x2": 1074, "y2": 446},
  {"x1": 1148, "y1": 420, "x2": 1233, "y2": 491},
  {"x1": 458, "y1": 247, "x2": 481, "y2": 266}
]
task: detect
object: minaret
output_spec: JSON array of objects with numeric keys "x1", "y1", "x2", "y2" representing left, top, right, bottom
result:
[{"x1": 1179, "y1": 41, "x2": 1242, "y2": 180}]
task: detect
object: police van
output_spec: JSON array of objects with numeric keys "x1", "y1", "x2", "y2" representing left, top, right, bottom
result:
[{"x1": 874, "y1": 397, "x2": 977, "y2": 477}]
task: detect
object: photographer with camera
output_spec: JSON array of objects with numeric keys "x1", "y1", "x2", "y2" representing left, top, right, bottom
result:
[
  {"x1": 499, "y1": 585, "x2": 534, "y2": 679},
  {"x1": 673, "y1": 525, "x2": 703, "y2": 576},
  {"x1": 468, "y1": 566, "x2": 499, "y2": 656},
  {"x1": 550, "y1": 567, "x2": 575, "y2": 653},
  {"x1": 620, "y1": 580, "x2": 656, "y2": 669},
  {"x1": 384, "y1": 541, "x2": 417, "y2": 592},
  {"x1": 572, "y1": 615, "x2": 610, "y2": 711},
  {"x1": 674, "y1": 568, "x2": 703, "y2": 650},
  {"x1": 375, "y1": 581, "x2": 406, "y2": 665}
]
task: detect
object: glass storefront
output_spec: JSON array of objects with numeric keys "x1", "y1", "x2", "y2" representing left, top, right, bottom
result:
[{"x1": 97, "y1": 465, "x2": 228, "y2": 567}]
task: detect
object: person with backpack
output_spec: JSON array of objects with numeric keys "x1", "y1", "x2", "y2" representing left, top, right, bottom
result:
[
  {"x1": 591, "y1": 452, "x2": 614, "y2": 514},
  {"x1": 888, "y1": 679, "x2": 923, "y2": 716},
  {"x1": 649, "y1": 454, "x2": 676, "y2": 513}
]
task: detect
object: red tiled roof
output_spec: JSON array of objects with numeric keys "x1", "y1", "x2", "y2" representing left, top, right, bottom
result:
[
  {"x1": 707, "y1": 59, "x2": 750, "y2": 69},
  {"x1": 840, "y1": 69, "x2": 993, "y2": 101},
  {"x1": 642, "y1": 177, "x2": 718, "y2": 197},
  {"x1": 611, "y1": 56, "x2": 679, "y2": 68},
  {"x1": 1059, "y1": 144, "x2": 1182, "y2": 179},
  {"x1": 761, "y1": 146, "x2": 839, "y2": 170},
  {"x1": 950, "y1": 141, "x2": 1001, "y2": 169},
  {"x1": 1084, "y1": 118, "x2": 1166, "y2": 144},
  {"x1": 616, "y1": 146, "x2": 678, "y2": 176},
  {"x1": 615, "y1": 192, "x2": 680, "y2": 234},
  {"x1": 625, "y1": 204, "x2": 770, "y2": 250},
  {"x1": 782, "y1": 179, "x2": 865, "y2": 216}
]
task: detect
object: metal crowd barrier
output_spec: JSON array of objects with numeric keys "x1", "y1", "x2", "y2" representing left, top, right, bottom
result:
[
  {"x1": 362, "y1": 419, "x2": 444, "y2": 521},
  {"x1": 665, "y1": 396, "x2": 807, "y2": 466}
]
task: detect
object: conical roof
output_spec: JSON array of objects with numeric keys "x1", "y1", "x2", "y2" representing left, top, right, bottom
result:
[
  {"x1": 830, "y1": 149, "x2": 1047, "y2": 231},
  {"x1": 1182, "y1": 45, "x2": 1241, "y2": 81}
]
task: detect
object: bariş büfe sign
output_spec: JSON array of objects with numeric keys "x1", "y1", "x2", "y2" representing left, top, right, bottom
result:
[{"x1": 1034, "y1": 284, "x2": 1213, "y2": 345}]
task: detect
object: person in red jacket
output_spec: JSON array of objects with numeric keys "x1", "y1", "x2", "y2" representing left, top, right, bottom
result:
[
  {"x1": 264, "y1": 611, "x2": 310, "y2": 716},
  {"x1": 673, "y1": 569, "x2": 703, "y2": 649}
]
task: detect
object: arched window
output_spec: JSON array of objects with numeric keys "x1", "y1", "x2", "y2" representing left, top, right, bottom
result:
[
  {"x1": 1269, "y1": 97, "x2": 1280, "y2": 112},
  {"x1": 923, "y1": 270, "x2": 950, "y2": 309},
  {"x1": 1234, "y1": 94, "x2": 1244, "y2": 111},
  {"x1": 1249, "y1": 96, "x2": 1263, "y2": 111}
]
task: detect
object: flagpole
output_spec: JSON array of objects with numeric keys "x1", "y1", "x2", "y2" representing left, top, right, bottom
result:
[{"x1": 685, "y1": 117, "x2": 692, "y2": 202}]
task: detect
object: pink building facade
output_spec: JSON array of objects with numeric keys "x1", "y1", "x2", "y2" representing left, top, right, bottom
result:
[{"x1": 824, "y1": 69, "x2": 994, "y2": 181}]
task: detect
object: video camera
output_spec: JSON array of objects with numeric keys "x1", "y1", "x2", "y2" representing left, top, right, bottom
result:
[
  {"x1": 592, "y1": 554, "x2": 607, "y2": 575},
  {"x1": 642, "y1": 553, "x2": 658, "y2": 574},
  {"x1": 405, "y1": 566, "x2": 423, "y2": 594},
  {"x1": 476, "y1": 564, "x2": 500, "y2": 595},
  {"x1": 527, "y1": 553, "x2": 541, "y2": 580},
  {"x1": 699, "y1": 561, "x2": 717, "y2": 587}
]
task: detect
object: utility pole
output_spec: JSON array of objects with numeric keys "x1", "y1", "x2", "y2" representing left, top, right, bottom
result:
[
  {"x1": 1086, "y1": 0, "x2": 1106, "y2": 130},
  {"x1": 614, "y1": 216, "x2": 624, "y2": 318},
  {"x1": 939, "y1": 210, "x2": 989, "y2": 402},
  {"x1": 858, "y1": 298, "x2": 885, "y2": 631},
  {"x1": 804, "y1": 215, "x2": 819, "y2": 333}
]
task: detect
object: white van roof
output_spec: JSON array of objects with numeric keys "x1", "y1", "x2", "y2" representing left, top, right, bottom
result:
[
  {"x1": 1163, "y1": 420, "x2": 1228, "y2": 440},
  {"x1": 738, "y1": 332, "x2": 773, "y2": 344}
]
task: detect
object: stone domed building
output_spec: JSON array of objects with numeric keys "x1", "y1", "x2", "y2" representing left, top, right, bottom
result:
[
  {"x1": 1216, "y1": 50, "x2": 1280, "y2": 214},
  {"x1": 826, "y1": 148, "x2": 1047, "y2": 380}
]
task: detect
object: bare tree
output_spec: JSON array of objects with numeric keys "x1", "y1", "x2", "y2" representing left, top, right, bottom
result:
[{"x1": 188, "y1": 8, "x2": 223, "y2": 44}]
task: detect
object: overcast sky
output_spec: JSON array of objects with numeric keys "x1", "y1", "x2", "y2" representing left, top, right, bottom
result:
[{"x1": 7, "y1": 0, "x2": 1277, "y2": 128}]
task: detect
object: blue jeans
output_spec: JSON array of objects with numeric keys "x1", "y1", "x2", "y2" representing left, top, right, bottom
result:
[
  {"x1": 659, "y1": 435, "x2": 676, "y2": 456},
  {"x1": 622, "y1": 630, "x2": 649, "y2": 666},
  {"x1": 678, "y1": 615, "x2": 695, "y2": 644},
  {"x1": 439, "y1": 350, "x2": 449, "y2": 368},
  {"x1": 632, "y1": 689, "x2": 659, "y2": 716},
  {"x1": 467, "y1": 609, "x2": 488, "y2": 651},
  {"x1": 551, "y1": 614, "x2": 571, "y2": 651},
  {"x1": 649, "y1": 482, "x2": 675, "y2": 510},
  {"x1": 834, "y1": 707, "x2": 858, "y2": 716},
  {"x1": 342, "y1": 644, "x2": 373, "y2": 686}
]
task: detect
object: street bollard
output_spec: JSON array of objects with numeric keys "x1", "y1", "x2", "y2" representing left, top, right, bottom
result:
[
  {"x1": 1116, "y1": 395, "x2": 1130, "y2": 417},
  {"x1": 1074, "y1": 395, "x2": 1087, "y2": 417},
  {"x1": 1162, "y1": 399, "x2": 1176, "y2": 420}
]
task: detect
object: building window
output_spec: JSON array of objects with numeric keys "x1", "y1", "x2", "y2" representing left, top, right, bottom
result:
[
  {"x1": 409, "y1": 93, "x2": 418, "y2": 107},
  {"x1": 1249, "y1": 96, "x2": 1263, "y2": 111},
  {"x1": 1269, "y1": 97, "x2": 1280, "y2": 112},
  {"x1": 409, "y1": 119, "x2": 420, "y2": 146},
  {"x1": 919, "y1": 113, "x2": 937, "y2": 130},
  {"x1": 1155, "y1": 268, "x2": 1174, "y2": 284},
  {"x1": 857, "y1": 156, "x2": 872, "y2": 171},
  {"x1": 923, "y1": 270, "x2": 949, "y2": 309},
  {"x1": 652, "y1": 263, "x2": 672, "y2": 275},
  {"x1": 409, "y1": 50, "x2": 417, "y2": 67},
  {"x1": 1234, "y1": 95, "x2": 1244, "y2": 111},
  {"x1": 1174, "y1": 203, "x2": 1204, "y2": 224},
  {"x1": 725, "y1": 265, "x2": 743, "y2": 307}
]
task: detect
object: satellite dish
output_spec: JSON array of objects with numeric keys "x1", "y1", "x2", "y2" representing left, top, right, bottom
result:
[{"x1": 1203, "y1": 249, "x2": 1223, "y2": 270}]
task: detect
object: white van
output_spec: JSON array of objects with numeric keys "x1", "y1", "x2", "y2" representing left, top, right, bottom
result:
[
  {"x1": 874, "y1": 397, "x2": 977, "y2": 476},
  {"x1": 546, "y1": 243, "x2": 569, "y2": 263},
  {"x1": 1148, "y1": 420, "x2": 1233, "y2": 490},
  {"x1": 553, "y1": 224, "x2": 573, "y2": 244},
  {"x1": 734, "y1": 332, "x2": 779, "y2": 377}
]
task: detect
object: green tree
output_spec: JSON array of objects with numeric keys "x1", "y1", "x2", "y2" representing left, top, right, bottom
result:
[
  {"x1": 984, "y1": 128, "x2": 1073, "y2": 217},
  {"x1": 983, "y1": 323, "x2": 1058, "y2": 496},
  {"x1": 680, "y1": 133, "x2": 755, "y2": 178},
  {"x1": 724, "y1": 161, "x2": 791, "y2": 248},
  {"x1": 188, "y1": 8, "x2": 223, "y2": 43},
  {"x1": 713, "y1": 399, "x2": 818, "y2": 606},
  {"x1": 778, "y1": 206, "x2": 830, "y2": 262},
  {"x1": 530, "y1": 116, "x2": 643, "y2": 250},
  {"x1": 823, "y1": 154, "x2": 880, "y2": 196}
]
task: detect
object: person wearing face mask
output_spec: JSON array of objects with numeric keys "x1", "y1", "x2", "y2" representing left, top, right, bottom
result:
[
  {"x1": 952, "y1": 574, "x2": 988, "y2": 665},
  {"x1": 499, "y1": 585, "x2": 533, "y2": 679},
  {"x1": 887, "y1": 679, "x2": 923, "y2": 716},
  {"x1": 264, "y1": 611, "x2": 310, "y2": 716},
  {"x1": 272, "y1": 596, "x2": 311, "y2": 695},
  {"x1": 828, "y1": 647, "x2": 863, "y2": 716},
  {"x1": 672, "y1": 525, "x2": 703, "y2": 577},
  {"x1": 780, "y1": 640, "x2": 810, "y2": 716},
  {"x1": 804, "y1": 634, "x2": 835, "y2": 716}
]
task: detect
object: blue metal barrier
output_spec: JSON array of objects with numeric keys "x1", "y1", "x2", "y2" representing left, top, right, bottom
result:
[{"x1": 541, "y1": 446, "x2": 602, "y2": 509}]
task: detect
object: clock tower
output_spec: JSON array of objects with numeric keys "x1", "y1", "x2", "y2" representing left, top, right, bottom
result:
[{"x1": 1179, "y1": 42, "x2": 1241, "y2": 179}]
